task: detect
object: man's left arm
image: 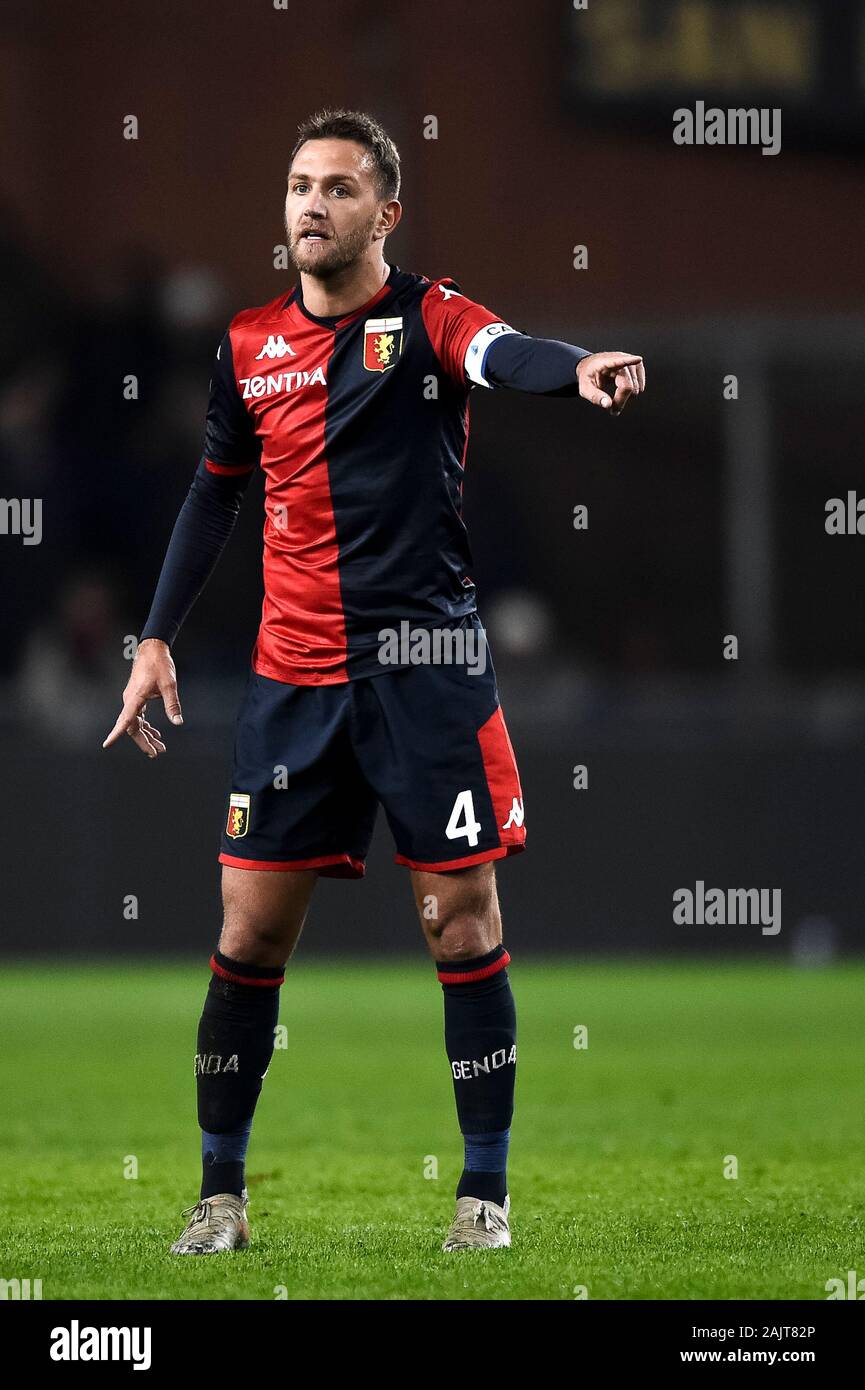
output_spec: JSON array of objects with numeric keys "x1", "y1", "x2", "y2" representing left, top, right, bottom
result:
[
  {"x1": 420, "y1": 278, "x2": 645, "y2": 416},
  {"x1": 480, "y1": 332, "x2": 645, "y2": 415}
]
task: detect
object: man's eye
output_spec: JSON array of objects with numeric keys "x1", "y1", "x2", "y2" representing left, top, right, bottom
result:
[
  {"x1": 291, "y1": 183, "x2": 308, "y2": 194},
  {"x1": 332, "y1": 186, "x2": 348, "y2": 197}
]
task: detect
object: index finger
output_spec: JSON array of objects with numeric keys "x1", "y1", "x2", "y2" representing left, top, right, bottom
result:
[
  {"x1": 102, "y1": 698, "x2": 144, "y2": 749},
  {"x1": 601, "y1": 353, "x2": 643, "y2": 369}
]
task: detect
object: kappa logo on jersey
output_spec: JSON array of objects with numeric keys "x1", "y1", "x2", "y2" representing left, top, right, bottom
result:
[
  {"x1": 363, "y1": 316, "x2": 403, "y2": 372},
  {"x1": 239, "y1": 366, "x2": 327, "y2": 399},
  {"x1": 226, "y1": 792, "x2": 250, "y2": 839},
  {"x1": 501, "y1": 796, "x2": 524, "y2": 830},
  {"x1": 255, "y1": 334, "x2": 296, "y2": 360}
]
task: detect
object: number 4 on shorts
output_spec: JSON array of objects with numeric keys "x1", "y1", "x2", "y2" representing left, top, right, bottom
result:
[{"x1": 445, "y1": 789, "x2": 482, "y2": 847}]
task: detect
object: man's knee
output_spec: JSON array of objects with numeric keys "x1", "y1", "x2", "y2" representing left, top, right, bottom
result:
[
  {"x1": 220, "y1": 866, "x2": 316, "y2": 964},
  {"x1": 419, "y1": 864, "x2": 501, "y2": 958}
]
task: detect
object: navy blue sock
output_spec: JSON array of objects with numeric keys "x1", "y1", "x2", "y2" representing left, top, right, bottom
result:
[
  {"x1": 200, "y1": 1122, "x2": 252, "y2": 1201},
  {"x1": 196, "y1": 951, "x2": 283, "y2": 1199},
  {"x1": 460, "y1": 1128, "x2": 511, "y2": 1205},
  {"x1": 438, "y1": 946, "x2": 516, "y2": 1207}
]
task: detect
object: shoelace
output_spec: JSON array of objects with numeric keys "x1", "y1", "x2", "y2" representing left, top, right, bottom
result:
[
  {"x1": 179, "y1": 1199, "x2": 236, "y2": 1230},
  {"x1": 179, "y1": 1200, "x2": 213, "y2": 1228},
  {"x1": 474, "y1": 1203, "x2": 506, "y2": 1233},
  {"x1": 451, "y1": 1201, "x2": 506, "y2": 1236}
]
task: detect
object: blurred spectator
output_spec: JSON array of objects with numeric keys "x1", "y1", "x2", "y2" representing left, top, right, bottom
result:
[{"x1": 18, "y1": 570, "x2": 127, "y2": 747}]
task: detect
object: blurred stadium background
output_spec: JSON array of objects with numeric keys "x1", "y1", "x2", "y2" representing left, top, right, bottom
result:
[{"x1": 1, "y1": 0, "x2": 864, "y2": 961}]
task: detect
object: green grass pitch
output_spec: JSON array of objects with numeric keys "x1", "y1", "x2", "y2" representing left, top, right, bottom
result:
[{"x1": 2, "y1": 959, "x2": 863, "y2": 1300}]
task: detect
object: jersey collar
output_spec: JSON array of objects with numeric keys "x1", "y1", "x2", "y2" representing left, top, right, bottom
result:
[{"x1": 289, "y1": 263, "x2": 400, "y2": 329}]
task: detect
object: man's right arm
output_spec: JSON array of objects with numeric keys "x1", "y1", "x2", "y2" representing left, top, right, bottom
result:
[
  {"x1": 138, "y1": 457, "x2": 255, "y2": 649},
  {"x1": 103, "y1": 327, "x2": 260, "y2": 756}
]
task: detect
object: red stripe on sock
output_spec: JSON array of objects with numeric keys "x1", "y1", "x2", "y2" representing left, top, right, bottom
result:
[
  {"x1": 210, "y1": 954, "x2": 284, "y2": 988},
  {"x1": 436, "y1": 950, "x2": 511, "y2": 985}
]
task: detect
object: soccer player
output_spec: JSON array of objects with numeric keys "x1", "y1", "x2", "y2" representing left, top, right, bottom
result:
[{"x1": 103, "y1": 109, "x2": 645, "y2": 1255}]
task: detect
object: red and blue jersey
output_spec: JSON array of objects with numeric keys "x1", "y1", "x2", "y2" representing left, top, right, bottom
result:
[{"x1": 204, "y1": 263, "x2": 513, "y2": 685}]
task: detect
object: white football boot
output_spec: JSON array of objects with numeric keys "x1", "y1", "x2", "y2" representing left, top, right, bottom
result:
[
  {"x1": 169, "y1": 1190, "x2": 250, "y2": 1255},
  {"x1": 442, "y1": 1194, "x2": 511, "y2": 1251}
]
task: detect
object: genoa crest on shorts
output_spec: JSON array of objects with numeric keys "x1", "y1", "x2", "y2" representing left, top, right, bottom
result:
[{"x1": 226, "y1": 792, "x2": 251, "y2": 840}]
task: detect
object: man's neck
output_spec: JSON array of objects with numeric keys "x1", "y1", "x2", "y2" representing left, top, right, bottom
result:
[{"x1": 300, "y1": 257, "x2": 390, "y2": 318}]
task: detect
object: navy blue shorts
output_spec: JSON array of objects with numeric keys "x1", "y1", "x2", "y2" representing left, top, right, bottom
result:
[{"x1": 218, "y1": 652, "x2": 526, "y2": 878}]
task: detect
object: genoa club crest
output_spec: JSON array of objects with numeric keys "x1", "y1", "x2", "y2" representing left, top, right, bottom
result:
[
  {"x1": 226, "y1": 792, "x2": 250, "y2": 840},
  {"x1": 363, "y1": 316, "x2": 403, "y2": 372}
]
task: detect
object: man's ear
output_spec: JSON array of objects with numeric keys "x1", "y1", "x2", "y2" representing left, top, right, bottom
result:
[{"x1": 378, "y1": 199, "x2": 402, "y2": 237}]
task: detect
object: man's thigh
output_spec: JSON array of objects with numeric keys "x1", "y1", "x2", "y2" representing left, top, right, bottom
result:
[
  {"x1": 218, "y1": 669, "x2": 378, "y2": 880},
  {"x1": 218, "y1": 864, "x2": 319, "y2": 965},
  {"x1": 349, "y1": 653, "x2": 526, "y2": 873}
]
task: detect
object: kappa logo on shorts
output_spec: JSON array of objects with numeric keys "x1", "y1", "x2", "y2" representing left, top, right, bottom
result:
[
  {"x1": 501, "y1": 796, "x2": 524, "y2": 830},
  {"x1": 226, "y1": 792, "x2": 251, "y2": 839},
  {"x1": 363, "y1": 316, "x2": 403, "y2": 372}
]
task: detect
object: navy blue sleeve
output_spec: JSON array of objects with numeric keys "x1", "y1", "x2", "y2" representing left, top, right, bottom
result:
[
  {"x1": 140, "y1": 331, "x2": 260, "y2": 647},
  {"x1": 202, "y1": 329, "x2": 260, "y2": 469},
  {"x1": 481, "y1": 332, "x2": 593, "y2": 397},
  {"x1": 139, "y1": 459, "x2": 255, "y2": 647}
]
